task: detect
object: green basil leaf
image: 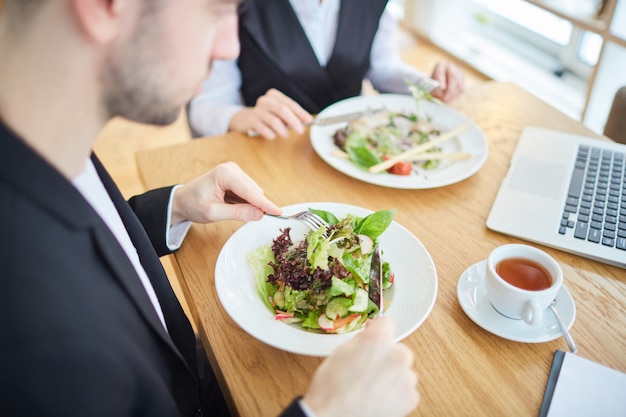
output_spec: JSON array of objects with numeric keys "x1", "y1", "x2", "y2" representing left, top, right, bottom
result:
[{"x1": 354, "y1": 209, "x2": 396, "y2": 240}]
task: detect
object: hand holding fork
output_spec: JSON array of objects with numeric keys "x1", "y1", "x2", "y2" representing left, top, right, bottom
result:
[{"x1": 224, "y1": 191, "x2": 330, "y2": 236}]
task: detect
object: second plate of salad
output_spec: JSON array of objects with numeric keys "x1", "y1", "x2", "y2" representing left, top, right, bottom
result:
[
  {"x1": 215, "y1": 202, "x2": 438, "y2": 356},
  {"x1": 309, "y1": 94, "x2": 488, "y2": 189}
]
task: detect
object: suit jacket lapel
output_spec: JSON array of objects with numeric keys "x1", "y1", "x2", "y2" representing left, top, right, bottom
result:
[
  {"x1": 92, "y1": 155, "x2": 198, "y2": 371},
  {"x1": 90, "y1": 221, "x2": 181, "y2": 352},
  {"x1": 0, "y1": 124, "x2": 189, "y2": 370},
  {"x1": 239, "y1": 0, "x2": 336, "y2": 107},
  {"x1": 325, "y1": 0, "x2": 389, "y2": 92},
  {"x1": 329, "y1": 0, "x2": 388, "y2": 67}
]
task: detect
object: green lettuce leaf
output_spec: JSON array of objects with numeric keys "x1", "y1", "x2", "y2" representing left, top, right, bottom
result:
[
  {"x1": 345, "y1": 132, "x2": 382, "y2": 169},
  {"x1": 247, "y1": 245, "x2": 277, "y2": 313},
  {"x1": 329, "y1": 276, "x2": 355, "y2": 297},
  {"x1": 307, "y1": 226, "x2": 330, "y2": 270},
  {"x1": 282, "y1": 286, "x2": 308, "y2": 313}
]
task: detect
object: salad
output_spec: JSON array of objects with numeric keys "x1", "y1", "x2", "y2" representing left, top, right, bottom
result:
[
  {"x1": 248, "y1": 208, "x2": 395, "y2": 334},
  {"x1": 332, "y1": 106, "x2": 444, "y2": 176}
]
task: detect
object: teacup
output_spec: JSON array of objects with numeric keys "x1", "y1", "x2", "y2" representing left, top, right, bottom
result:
[{"x1": 485, "y1": 244, "x2": 563, "y2": 325}]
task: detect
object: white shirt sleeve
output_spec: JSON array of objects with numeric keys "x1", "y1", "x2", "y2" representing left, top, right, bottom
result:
[
  {"x1": 166, "y1": 185, "x2": 192, "y2": 251},
  {"x1": 366, "y1": 6, "x2": 427, "y2": 94},
  {"x1": 188, "y1": 59, "x2": 246, "y2": 137},
  {"x1": 298, "y1": 399, "x2": 317, "y2": 417}
]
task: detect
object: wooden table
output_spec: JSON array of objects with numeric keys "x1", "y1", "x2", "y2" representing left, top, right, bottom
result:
[{"x1": 136, "y1": 81, "x2": 626, "y2": 417}]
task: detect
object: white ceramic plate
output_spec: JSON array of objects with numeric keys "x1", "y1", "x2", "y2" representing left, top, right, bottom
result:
[
  {"x1": 215, "y1": 202, "x2": 438, "y2": 356},
  {"x1": 457, "y1": 260, "x2": 576, "y2": 343},
  {"x1": 310, "y1": 94, "x2": 488, "y2": 189}
]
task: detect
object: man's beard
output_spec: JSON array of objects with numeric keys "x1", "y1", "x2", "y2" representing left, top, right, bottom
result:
[
  {"x1": 101, "y1": 56, "x2": 182, "y2": 127},
  {"x1": 100, "y1": 4, "x2": 181, "y2": 127}
]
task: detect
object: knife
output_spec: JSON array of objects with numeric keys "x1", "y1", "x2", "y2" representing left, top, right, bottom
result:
[
  {"x1": 313, "y1": 107, "x2": 385, "y2": 126},
  {"x1": 368, "y1": 244, "x2": 383, "y2": 317},
  {"x1": 246, "y1": 107, "x2": 385, "y2": 136}
]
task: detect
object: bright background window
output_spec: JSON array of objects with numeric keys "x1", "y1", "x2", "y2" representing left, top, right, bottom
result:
[{"x1": 403, "y1": 0, "x2": 626, "y2": 134}]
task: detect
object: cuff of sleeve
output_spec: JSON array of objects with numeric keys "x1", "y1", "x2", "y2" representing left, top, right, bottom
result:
[
  {"x1": 166, "y1": 185, "x2": 192, "y2": 251},
  {"x1": 189, "y1": 102, "x2": 245, "y2": 138},
  {"x1": 298, "y1": 399, "x2": 317, "y2": 417},
  {"x1": 278, "y1": 397, "x2": 317, "y2": 417}
]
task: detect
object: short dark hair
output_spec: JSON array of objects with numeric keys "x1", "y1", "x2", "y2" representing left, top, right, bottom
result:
[
  {"x1": 2, "y1": 0, "x2": 48, "y2": 34},
  {"x1": 4, "y1": 0, "x2": 47, "y2": 18},
  {"x1": 2, "y1": 0, "x2": 166, "y2": 34}
]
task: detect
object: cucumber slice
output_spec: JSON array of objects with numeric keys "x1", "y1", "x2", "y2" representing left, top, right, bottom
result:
[
  {"x1": 325, "y1": 297, "x2": 352, "y2": 320},
  {"x1": 348, "y1": 288, "x2": 369, "y2": 313}
]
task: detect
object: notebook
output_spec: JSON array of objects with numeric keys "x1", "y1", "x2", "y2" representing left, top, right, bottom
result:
[
  {"x1": 540, "y1": 350, "x2": 626, "y2": 417},
  {"x1": 487, "y1": 126, "x2": 626, "y2": 269}
]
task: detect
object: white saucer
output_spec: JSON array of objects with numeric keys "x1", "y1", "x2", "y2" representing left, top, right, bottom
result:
[{"x1": 457, "y1": 260, "x2": 576, "y2": 343}]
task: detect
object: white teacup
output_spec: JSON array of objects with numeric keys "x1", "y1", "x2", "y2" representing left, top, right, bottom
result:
[{"x1": 485, "y1": 244, "x2": 563, "y2": 325}]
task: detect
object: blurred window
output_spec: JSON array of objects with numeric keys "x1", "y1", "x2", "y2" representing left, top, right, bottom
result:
[{"x1": 469, "y1": 0, "x2": 603, "y2": 80}]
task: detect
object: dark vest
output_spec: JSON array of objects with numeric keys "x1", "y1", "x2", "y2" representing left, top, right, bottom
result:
[{"x1": 237, "y1": 0, "x2": 389, "y2": 114}]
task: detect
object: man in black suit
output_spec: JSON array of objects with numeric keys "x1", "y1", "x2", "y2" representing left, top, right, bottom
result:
[{"x1": 0, "y1": 1, "x2": 419, "y2": 416}]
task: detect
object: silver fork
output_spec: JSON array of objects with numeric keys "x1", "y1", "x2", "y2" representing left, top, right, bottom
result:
[
  {"x1": 415, "y1": 77, "x2": 440, "y2": 94},
  {"x1": 409, "y1": 77, "x2": 443, "y2": 106},
  {"x1": 266, "y1": 211, "x2": 329, "y2": 236},
  {"x1": 224, "y1": 192, "x2": 330, "y2": 235}
]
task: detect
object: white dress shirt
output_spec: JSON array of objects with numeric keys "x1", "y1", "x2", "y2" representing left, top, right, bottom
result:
[
  {"x1": 189, "y1": 0, "x2": 425, "y2": 137},
  {"x1": 72, "y1": 159, "x2": 192, "y2": 331}
]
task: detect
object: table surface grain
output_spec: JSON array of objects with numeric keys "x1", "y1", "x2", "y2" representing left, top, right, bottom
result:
[{"x1": 136, "y1": 81, "x2": 626, "y2": 417}]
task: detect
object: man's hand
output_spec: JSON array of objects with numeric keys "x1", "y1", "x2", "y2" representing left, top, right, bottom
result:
[
  {"x1": 170, "y1": 162, "x2": 282, "y2": 224},
  {"x1": 302, "y1": 316, "x2": 420, "y2": 417},
  {"x1": 229, "y1": 88, "x2": 314, "y2": 139},
  {"x1": 430, "y1": 61, "x2": 465, "y2": 103}
]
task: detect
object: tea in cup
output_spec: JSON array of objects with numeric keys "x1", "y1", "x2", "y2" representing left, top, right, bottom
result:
[{"x1": 485, "y1": 244, "x2": 563, "y2": 325}]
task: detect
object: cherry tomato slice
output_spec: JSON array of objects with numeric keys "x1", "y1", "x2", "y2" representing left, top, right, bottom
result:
[{"x1": 386, "y1": 161, "x2": 413, "y2": 175}]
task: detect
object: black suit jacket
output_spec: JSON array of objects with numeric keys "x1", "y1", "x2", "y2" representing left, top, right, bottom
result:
[
  {"x1": 0, "y1": 121, "x2": 305, "y2": 417},
  {"x1": 237, "y1": 0, "x2": 389, "y2": 114}
]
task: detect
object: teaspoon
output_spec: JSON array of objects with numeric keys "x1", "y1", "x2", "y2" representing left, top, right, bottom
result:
[{"x1": 550, "y1": 299, "x2": 577, "y2": 354}]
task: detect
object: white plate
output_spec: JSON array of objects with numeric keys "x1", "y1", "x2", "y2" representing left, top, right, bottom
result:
[
  {"x1": 457, "y1": 260, "x2": 576, "y2": 343},
  {"x1": 310, "y1": 94, "x2": 488, "y2": 189},
  {"x1": 215, "y1": 202, "x2": 438, "y2": 356}
]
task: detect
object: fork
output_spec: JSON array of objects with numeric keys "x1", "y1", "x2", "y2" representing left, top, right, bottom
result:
[
  {"x1": 223, "y1": 192, "x2": 330, "y2": 235},
  {"x1": 415, "y1": 77, "x2": 440, "y2": 93},
  {"x1": 409, "y1": 77, "x2": 443, "y2": 106},
  {"x1": 266, "y1": 211, "x2": 329, "y2": 236}
]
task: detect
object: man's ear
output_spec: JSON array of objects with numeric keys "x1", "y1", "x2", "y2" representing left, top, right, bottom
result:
[{"x1": 71, "y1": 0, "x2": 127, "y2": 44}]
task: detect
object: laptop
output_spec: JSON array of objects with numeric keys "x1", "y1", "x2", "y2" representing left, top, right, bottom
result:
[{"x1": 487, "y1": 126, "x2": 626, "y2": 269}]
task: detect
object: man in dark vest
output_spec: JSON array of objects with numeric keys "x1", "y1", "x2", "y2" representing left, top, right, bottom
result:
[
  {"x1": 189, "y1": 0, "x2": 465, "y2": 139},
  {"x1": 0, "y1": 0, "x2": 419, "y2": 416}
]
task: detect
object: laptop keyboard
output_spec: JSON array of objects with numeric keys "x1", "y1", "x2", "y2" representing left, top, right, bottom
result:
[{"x1": 559, "y1": 145, "x2": 626, "y2": 251}]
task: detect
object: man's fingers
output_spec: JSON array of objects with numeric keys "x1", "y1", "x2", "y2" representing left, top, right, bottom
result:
[{"x1": 358, "y1": 315, "x2": 397, "y2": 345}]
